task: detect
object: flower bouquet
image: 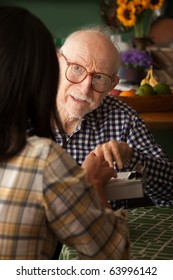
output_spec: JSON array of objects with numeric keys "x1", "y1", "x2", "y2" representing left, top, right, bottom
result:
[
  {"x1": 116, "y1": 0, "x2": 164, "y2": 38},
  {"x1": 120, "y1": 49, "x2": 153, "y2": 69},
  {"x1": 119, "y1": 49, "x2": 153, "y2": 84},
  {"x1": 101, "y1": 0, "x2": 165, "y2": 50}
]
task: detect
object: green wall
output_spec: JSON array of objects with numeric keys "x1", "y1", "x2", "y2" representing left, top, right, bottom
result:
[
  {"x1": 0, "y1": 0, "x2": 103, "y2": 46},
  {"x1": 152, "y1": 130, "x2": 173, "y2": 161},
  {"x1": 1, "y1": 0, "x2": 173, "y2": 160}
]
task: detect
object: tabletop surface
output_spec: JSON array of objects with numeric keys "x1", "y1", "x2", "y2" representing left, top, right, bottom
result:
[
  {"x1": 59, "y1": 206, "x2": 173, "y2": 260},
  {"x1": 128, "y1": 207, "x2": 173, "y2": 260}
]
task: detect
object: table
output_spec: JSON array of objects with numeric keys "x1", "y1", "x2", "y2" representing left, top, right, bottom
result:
[
  {"x1": 59, "y1": 207, "x2": 173, "y2": 260},
  {"x1": 128, "y1": 207, "x2": 173, "y2": 260}
]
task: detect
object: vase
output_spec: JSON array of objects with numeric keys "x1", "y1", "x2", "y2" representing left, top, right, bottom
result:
[
  {"x1": 118, "y1": 67, "x2": 146, "y2": 85},
  {"x1": 133, "y1": 37, "x2": 153, "y2": 50},
  {"x1": 111, "y1": 34, "x2": 130, "y2": 52}
]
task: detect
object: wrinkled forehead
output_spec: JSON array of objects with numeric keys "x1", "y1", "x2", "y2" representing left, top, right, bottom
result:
[{"x1": 61, "y1": 32, "x2": 120, "y2": 73}]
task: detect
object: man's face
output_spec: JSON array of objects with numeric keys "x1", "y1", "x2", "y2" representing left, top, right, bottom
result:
[
  {"x1": 57, "y1": 56, "x2": 109, "y2": 119},
  {"x1": 56, "y1": 34, "x2": 119, "y2": 120}
]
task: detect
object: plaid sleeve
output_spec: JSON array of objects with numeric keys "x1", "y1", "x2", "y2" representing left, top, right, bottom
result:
[{"x1": 42, "y1": 142, "x2": 130, "y2": 259}]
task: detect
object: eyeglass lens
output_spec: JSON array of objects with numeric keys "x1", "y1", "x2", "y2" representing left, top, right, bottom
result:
[
  {"x1": 61, "y1": 50, "x2": 112, "y2": 93},
  {"x1": 64, "y1": 60, "x2": 112, "y2": 93}
]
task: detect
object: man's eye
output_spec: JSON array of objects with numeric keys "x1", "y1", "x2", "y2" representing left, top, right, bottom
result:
[
  {"x1": 72, "y1": 65, "x2": 82, "y2": 72},
  {"x1": 94, "y1": 74, "x2": 104, "y2": 81}
]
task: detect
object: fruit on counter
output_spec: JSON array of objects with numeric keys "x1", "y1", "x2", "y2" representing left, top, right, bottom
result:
[
  {"x1": 136, "y1": 83, "x2": 155, "y2": 96},
  {"x1": 140, "y1": 66, "x2": 158, "y2": 87},
  {"x1": 140, "y1": 69, "x2": 150, "y2": 86},
  {"x1": 153, "y1": 83, "x2": 172, "y2": 96},
  {"x1": 119, "y1": 89, "x2": 136, "y2": 96},
  {"x1": 148, "y1": 69, "x2": 158, "y2": 87},
  {"x1": 109, "y1": 88, "x2": 121, "y2": 96}
]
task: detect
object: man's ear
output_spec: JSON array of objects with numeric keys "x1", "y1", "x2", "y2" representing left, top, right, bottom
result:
[
  {"x1": 112, "y1": 75, "x2": 119, "y2": 89},
  {"x1": 106, "y1": 75, "x2": 119, "y2": 95}
]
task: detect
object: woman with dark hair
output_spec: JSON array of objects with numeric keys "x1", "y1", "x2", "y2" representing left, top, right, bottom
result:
[{"x1": 0, "y1": 6, "x2": 130, "y2": 260}]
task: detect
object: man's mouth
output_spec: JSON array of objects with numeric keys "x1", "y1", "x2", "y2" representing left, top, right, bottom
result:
[
  {"x1": 69, "y1": 93, "x2": 93, "y2": 104},
  {"x1": 70, "y1": 95, "x2": 88, "y2": 103}
]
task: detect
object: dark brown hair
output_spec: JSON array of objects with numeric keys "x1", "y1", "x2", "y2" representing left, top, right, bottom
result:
[{"x1": 0, "y1": 6, "x2": 63, "y2": 161}]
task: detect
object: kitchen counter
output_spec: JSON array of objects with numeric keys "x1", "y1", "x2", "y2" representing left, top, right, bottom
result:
[
  {"x1": 139, "y1": 112, "x2": 173, "y2": 130},
  {"x1": 113, "y1": 95, "x2": 173, "y2": 130}
]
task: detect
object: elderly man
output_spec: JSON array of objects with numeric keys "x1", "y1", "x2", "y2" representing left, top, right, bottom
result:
[{"x1": 54, "y1": 27, "x2": 173, "y2": 209}]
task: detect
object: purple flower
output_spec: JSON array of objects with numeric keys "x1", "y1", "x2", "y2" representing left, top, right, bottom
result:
[{"x1": 120, "y1": 49, "x2": 153, "y2": 69}]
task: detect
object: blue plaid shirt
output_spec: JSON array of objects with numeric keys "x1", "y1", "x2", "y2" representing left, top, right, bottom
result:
[{"x1": 54, "y1": 96, "x2": 173, "y2": 208}]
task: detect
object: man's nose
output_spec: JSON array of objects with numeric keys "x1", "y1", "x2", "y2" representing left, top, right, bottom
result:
[{"x1": 78, "y1": 74, "x2": 93, "y2": 93}]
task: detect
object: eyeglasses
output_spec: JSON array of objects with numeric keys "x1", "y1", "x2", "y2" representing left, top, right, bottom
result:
[{"x1": 60, "y1": 53, "x2": 115, "y2": 93}]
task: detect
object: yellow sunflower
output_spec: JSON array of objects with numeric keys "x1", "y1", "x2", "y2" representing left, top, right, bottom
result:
[
  {"x1": 148, "y1": 0, "x2": 164, "y2": 10},
  {"x1": 117, "y1": 2, "x2": 136, "y2": 27},
  {"x1": 133, "y1": 0, "x2": 150, "y2": 14},
  {"x1": 117, "y1": 0, "x2": 128, "y2": 5}
]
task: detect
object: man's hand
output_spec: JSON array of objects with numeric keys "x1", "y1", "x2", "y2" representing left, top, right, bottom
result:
[{"x1": 93, "y1": 140, "x2": 134, "y2": 170}]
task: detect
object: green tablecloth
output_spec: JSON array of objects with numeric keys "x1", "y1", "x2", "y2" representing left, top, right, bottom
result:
[{"x1": 59, "y1": 207, "x2": 173, "y2": 260}]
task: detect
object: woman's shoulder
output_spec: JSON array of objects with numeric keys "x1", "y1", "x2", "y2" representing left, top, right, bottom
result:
[
  {"x1": 26, "y1": 136, "x2": 64, "y2": 158},
  {"x1": 27, "y1": 135, "x2": 55, "y2": 150},
  {"x1": 26, "y1": 136, "x2": 76, "y2": 167}
]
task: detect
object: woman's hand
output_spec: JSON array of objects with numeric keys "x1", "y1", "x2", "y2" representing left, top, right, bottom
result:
[
  {"x1": 82, "y1": 152, "x2": 117, "y2": 186},
  {"x1": 81, "y1": 152, "x2": 117, "y2": 208}
]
